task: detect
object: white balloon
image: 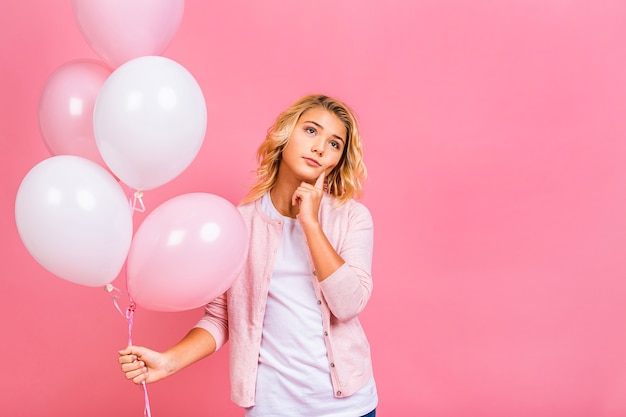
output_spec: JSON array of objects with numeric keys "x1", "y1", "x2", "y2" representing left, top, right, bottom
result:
[
  {"x1": 15, "y1": 155, "x2": 133, "y2": 287},
  {"x1": 94, "y1": 56, "x2": 207, "y2": 191}
]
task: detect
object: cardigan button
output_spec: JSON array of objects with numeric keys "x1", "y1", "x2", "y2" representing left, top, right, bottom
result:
[
  {"x1": 313, "y1": 270, "x2": 317, "y2": 276},
  {"x1": 317, "y1": 300, "x2": 322, "y2": 305},
  {"x1": 336, "y1": 391, "x2": 342, "y2": 396},
  {"x1": 323, "y1": 331, "x2": 328, "y2": 336},
  {"x1": 330, "y1": 362, "x2": 335, "y2": 367}
]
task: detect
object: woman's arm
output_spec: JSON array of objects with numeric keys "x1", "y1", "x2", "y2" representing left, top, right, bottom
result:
[
  {"x1": 294, "y1": 172, "x2": 374, "y2": 320},
  {"x1": 118, "y1": 327, "x2": 217, "y2": 384},
  {"x1": 317, "y1": 204, "x2": 374, "y2": 320},
  {"x1": 119, "y1": 292, "x2": 229, "y2": 384}
]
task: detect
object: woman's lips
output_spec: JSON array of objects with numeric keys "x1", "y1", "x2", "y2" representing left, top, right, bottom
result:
[{"x1": 303, "y1": 157, "x2": 321, "y2": 167}]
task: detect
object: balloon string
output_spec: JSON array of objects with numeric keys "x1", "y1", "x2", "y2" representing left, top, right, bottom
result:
[
  {"x1": 126, "y1": 301, "x2": 136, "y2": 345},
  {"x1": 126, "y1": 300, "x2": 153, "y2": 417},
  {"x1": 104, "y1": 284, "x2": 125, "y2": 317},
  {"x1": 131, "y1": 191, "x2": 146, "y2": 213}
]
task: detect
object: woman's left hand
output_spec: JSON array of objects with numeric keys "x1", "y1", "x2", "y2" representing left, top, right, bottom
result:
[{"x1": 292, "y1": 170, "x2": 325, "y2": 228}]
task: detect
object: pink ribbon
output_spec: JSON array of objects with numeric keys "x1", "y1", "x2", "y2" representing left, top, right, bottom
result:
[
  {"x1": 126, "y1": 300, "x2": 152, "y2": 417},
  {"x1": 106, "y1": 284, "x2": 152, "y2": 417}
]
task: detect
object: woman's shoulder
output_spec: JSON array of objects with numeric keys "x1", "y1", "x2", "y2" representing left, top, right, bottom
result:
[
  {"x1": 235, "y1": 199, "x2": 259, "y2": 224},
  {"x1": 237, "y1": 196, "x2": 280, "y2": 224},
  {"x1": 237, "y1": 199, "x2": 256, "y2": 212},
  {"x1": 321, "y1": 195, "x2": 373, "y2": 222}
]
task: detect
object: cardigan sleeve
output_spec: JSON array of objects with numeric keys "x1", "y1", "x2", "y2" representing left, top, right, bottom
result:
[
  {"x1": 193, "y1": 292, "x2": 229, "y2": 351},
  {"x1": 318, "y1": 202, "x2": 374, "y2": 321}
]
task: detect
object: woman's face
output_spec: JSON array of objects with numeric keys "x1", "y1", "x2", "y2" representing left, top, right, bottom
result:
[{"x1": 280, "y1": 108, "x2": 347, "y2": 184}]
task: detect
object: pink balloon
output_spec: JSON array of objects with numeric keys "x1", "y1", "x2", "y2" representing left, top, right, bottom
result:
[
  {"x1": 72, "y1": 0, "x2": 185, "y2": 68},
  {"x1": 38, "y1": 60, "x2": 111, "y2": 169},
  {"x1": 127, "y1": 193, "x2": 248, "y2": 312}
]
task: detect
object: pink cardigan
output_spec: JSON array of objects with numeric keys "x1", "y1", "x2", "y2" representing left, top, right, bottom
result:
[{"x1": 195, "y1": 194, "x2": 375, "y2": 407}]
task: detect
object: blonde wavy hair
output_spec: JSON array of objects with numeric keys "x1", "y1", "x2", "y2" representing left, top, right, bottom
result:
[{"x1": 241, "y1": 94, "x2": 367, "y2": 205}]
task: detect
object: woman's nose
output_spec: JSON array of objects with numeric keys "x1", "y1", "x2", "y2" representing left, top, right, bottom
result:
[{"x1": 311, "y1": 138, "x2": 325, "y2": 155}]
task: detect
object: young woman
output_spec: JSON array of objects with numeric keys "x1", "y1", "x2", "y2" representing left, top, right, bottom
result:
[{"x1": 119, "y1": 94, "x2": 378, "y2": 417}]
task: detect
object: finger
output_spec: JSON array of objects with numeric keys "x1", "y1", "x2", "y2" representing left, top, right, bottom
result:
[
  {"x1": 120, "y1": 345, "x2": 149, "y2": 360},
  {"x1": 293, "y1": 184, "x2": 308, "y2": 206},
  {"x1": 125, "y1": 367, "x2": 147, "y2": 382},
  {"x1": 132, "y1": 373, "x2": 148, "y2": 385},
  {"x1": 119, "y1": 345, "x2": 144, "y2": 357},
  {"x1": 118, "y1": 354, "x2": 137, "y2": 365},
  {"x1": 118, "y1": 346, "x2": 132, "y2": 356},
  {"x1": 121, "y1": 360, "x2": 145, "y2": 372},
  {"x1": 314, "y1": 170, "x2": 326, "y2": 190}
]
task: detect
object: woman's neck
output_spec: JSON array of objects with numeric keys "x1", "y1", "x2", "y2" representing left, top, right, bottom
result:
[{"x1": 269, "y1": 182, "x2": 299, "y2": 218}]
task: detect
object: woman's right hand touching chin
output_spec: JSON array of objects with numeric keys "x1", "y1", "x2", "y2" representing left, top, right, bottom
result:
[{"x1": 118, "y1": 345, "x2": 171, "y2": 384}]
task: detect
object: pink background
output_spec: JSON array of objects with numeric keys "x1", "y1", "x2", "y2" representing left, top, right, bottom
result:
[{"x1": 2, "y1": 1, "x2": 626, "y2": 416}]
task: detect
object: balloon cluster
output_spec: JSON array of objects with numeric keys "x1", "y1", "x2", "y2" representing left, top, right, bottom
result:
[{"x1": 15, "y1": 0, "x2": 248, "y2": 312}]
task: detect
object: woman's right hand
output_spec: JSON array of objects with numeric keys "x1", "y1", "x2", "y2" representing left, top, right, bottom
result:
[{"x1": 118, "y1": 345, "x2": 172, "y2": 384}]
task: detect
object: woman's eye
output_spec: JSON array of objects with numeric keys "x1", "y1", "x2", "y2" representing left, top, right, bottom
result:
[
  {"x1": 330, "y1": 140, "x2": 340, "y2": 149},
  {"x1": 306, "y1": 127, "x2": 316, "y2": 135}
]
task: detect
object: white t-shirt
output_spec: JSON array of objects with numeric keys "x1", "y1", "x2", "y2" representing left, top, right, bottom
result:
[{"x1": 245, "y1": 193, "x2": 377, "y2": 417}]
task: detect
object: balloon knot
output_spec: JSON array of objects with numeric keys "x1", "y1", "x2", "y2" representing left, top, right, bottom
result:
[
  {"x1": 127, "y1": 301, "x2": 136, "y2": 315},
  {"x1": 131, "y1": 190, "x2": 146, "y2": 213}
]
